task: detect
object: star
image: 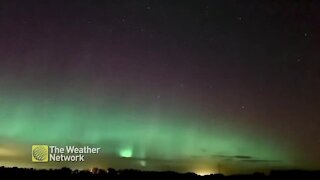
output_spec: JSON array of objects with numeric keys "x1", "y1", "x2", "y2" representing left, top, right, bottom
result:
[{"x1": 121, "y1": 16, "x2": 127, "y2": 23}]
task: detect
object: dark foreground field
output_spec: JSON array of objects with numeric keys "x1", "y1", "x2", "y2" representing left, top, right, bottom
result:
[{"x1": 1, "y1": 166, "x2": 320, "y2": 178}]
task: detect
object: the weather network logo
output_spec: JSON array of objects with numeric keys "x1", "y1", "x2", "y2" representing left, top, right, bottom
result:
[
  {"x1": 32, "y1": 145, "x2": 49, "y2": 162},
  {"x1": 32, "y1": 144, "x2": 100, "y2": 162}
]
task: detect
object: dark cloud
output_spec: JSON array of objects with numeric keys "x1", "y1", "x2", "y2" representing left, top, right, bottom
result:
[
  {"x1": 233, "y1": 155, "x2": 252, "y2": 160},
  {"x1": 241, "y1": 159, "x2": 281, "y2": 164},
  {"x1": 211, "y1": 154, "x2": 252, "y2": 160},
  {"x1": 210, "y1": 154, "x2": 281, "y2": 164}
]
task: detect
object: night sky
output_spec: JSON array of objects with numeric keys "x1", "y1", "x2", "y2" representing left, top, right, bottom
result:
[{"x1": 0, "y1": 0, "x2": 320, "y2": 175}]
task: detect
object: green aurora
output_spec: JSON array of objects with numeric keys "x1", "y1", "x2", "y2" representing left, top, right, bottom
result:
[
  {"x1": 0, "y1": 92, "x2": 295, "y2": 174},
  {"x1": 1, "y1": 0, "x2": 319, "y2": 175}
]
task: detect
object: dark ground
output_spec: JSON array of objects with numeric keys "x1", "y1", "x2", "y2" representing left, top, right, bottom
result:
[{"x1": 1, "y1": 166, "x2": 320, "y2": 178}]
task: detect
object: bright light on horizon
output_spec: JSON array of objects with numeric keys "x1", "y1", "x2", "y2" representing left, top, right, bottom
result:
[
  {"x1": 194, "y1": 168, "x2": 215, "y2": 176},
  {"x1": 119, "y1": 148, "x2": 133, "y2": 158}
]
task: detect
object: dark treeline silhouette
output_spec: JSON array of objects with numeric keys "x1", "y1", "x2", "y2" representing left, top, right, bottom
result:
[{"x1": 0, "y1": 166, "x2": 320, "y2": 178}]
